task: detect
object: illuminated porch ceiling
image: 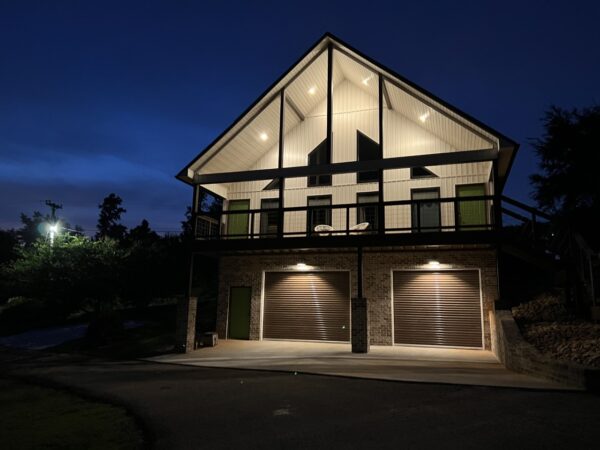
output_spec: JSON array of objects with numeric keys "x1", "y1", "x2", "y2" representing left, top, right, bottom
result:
[{"x1": 178, "y1": 33, "x2": 518, "y2": 189}]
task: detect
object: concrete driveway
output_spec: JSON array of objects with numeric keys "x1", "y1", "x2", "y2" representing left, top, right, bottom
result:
[
  {"x1": 148, "y1": 340, "x2": 570, "y2": 390},
  {"x1": 4, "y1": 349, "x2": 599, "y2": 450}
]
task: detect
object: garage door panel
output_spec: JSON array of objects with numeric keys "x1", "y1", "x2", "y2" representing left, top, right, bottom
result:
[
  {"x1": 263, "y1": 272, "x2": 350, "y2": 342},
  {"x1": 393, "y1": 270, "x2": 483, "y2": 348}
]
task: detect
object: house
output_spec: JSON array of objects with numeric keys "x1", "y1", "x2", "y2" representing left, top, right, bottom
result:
[{"x1": 175, "y1": 33, "x2": 518, "y2": 354}]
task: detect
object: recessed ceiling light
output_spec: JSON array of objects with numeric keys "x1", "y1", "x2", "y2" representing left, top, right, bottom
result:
[
  {"x1": 362, "y1": 75, "x2": 373, "y2": 86},
  {"x1": 419, "y1": 111, "x2": 430, "y2": 122},
  {"x1": 259, "y1": 132, "x2": 268, "y2": 141},
  {"x1": 428, "y1": 260, "x2": 440, "y2": 268},
  {"x1": 308, "y1": 86, "x2": 316, "y2": 95}
]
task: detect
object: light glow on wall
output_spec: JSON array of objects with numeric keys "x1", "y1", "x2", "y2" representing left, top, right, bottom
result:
[
  {"x1": 259, "y1": 131, "x2": 269, "y2": 141},
  {"x1": 419, "y1": 111, "x2": 430, "y2": 122}
]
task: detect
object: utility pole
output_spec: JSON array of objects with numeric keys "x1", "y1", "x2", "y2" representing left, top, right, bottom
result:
[{"x1": 45, "y1": 200, "x2": 63, "y2": 221}]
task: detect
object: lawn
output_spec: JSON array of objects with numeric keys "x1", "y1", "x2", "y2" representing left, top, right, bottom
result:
[{"x1": 0, "y1": 378, "x2": 144, "y2": 450}]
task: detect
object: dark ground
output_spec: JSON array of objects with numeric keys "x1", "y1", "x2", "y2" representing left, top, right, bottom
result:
[{"x1": 3, "y1": 348, "x2": 600, "y2": 450}]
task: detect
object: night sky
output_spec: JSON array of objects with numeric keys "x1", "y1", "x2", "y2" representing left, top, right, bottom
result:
[{"x1": 1, "y1": 1, "x2": 599, "y2": 233}]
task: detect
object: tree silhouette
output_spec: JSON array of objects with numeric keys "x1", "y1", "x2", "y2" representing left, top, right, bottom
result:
[
  {"x1": 530, "y1": 105, "x2": 600, "y2": 248},
  {"x1": 96, "y1": 193, "x2": 127, "y2": 240}
]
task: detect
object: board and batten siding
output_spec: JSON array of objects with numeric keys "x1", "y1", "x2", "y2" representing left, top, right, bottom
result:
[{"x1": 211, "y1": 77, "x2": 492, "y2": 234}]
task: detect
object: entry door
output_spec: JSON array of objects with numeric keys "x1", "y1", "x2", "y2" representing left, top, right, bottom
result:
[
  {"x1": 456, "y1": 184, "x2": 487, "y2": 230},
  {"x1": 228, "y1": 287, "x2": 251, "y2": 339},
  {"x1": 392, "y1": 270, "x2": 483, "y2": 348},
  {"x1": 226, "y1": 200, "x2": 250, "y2": 238},
  {"x1": 263, "y1": 272, "x2": 350, "y2": 342},
  {"x1": 411, "y1": 189, "x2": 440, "y2": 232}
]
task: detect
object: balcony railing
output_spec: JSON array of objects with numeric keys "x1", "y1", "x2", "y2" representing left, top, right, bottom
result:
[{"x1": 195, "y1": 195, "x2": 498, "y2": 240}]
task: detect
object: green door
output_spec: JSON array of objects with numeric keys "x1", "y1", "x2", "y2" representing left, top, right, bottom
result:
[
  {"x1": 226, "y1": 200, "x2": 250, "y2": 238},
  {"x1": 457, "y1": 184, "x2": 487, "y2": 230},
  {"x1": 228, "y1": 287, "x2": 251, "y2": 339}
]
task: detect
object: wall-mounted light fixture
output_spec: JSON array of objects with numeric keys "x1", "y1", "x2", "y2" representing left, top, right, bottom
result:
[{"x1": 427, "y1": 260, "x2": 440, "y2": 268}]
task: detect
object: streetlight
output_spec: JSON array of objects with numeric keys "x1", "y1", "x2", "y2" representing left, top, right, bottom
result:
[{"x1": 47, "y1": 222, "x2": 60, "y2": 245}]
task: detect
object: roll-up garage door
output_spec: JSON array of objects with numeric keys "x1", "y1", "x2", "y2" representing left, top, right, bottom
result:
[
  {"x1": 263, "y1": 272, "x2": 350, "y2": 342},
  {"x1": 393, "y1": 270, "x2": 483, "y2": 348}
]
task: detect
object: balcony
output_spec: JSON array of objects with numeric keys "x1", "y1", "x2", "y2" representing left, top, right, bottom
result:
[{"x1": 193, "y1": 195, "x2": 501, "y2": 252}]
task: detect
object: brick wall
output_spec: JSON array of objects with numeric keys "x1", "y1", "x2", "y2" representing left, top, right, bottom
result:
[{"x1": 216, "y1": 246, "x2": 498, "y2": 350}]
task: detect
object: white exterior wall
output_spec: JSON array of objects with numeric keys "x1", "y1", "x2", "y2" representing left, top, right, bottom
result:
[{"x1": 220, "y1": 80, "x2": 492, "y2": 234}]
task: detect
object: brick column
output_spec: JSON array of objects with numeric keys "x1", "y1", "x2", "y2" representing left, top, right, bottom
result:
[
  {"x1": 176, "y1": 296, "x2": 197, "y2": 353},
  {"x1": 351, "y1": 297, "x2": 369, "y2": 353}
]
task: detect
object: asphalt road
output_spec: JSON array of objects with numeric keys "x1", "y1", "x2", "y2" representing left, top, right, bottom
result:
[{"x1": 5, "y1": 352, "x2": 600, "y2": 450}]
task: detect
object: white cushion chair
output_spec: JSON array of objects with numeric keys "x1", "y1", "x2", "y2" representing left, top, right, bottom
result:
[
  {"x1": 313, "y1": 224, "x2": 334, "y2": 236},
  {"x1": 349, "y1": 222, "x2": 370, "y2": 234}
]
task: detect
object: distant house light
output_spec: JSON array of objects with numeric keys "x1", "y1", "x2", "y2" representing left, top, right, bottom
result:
[
  {"x1": 308, "y1": 86, "x2": 317, "y2": 95},
  {"x1": 259, "y1": 132, "x2": 269, "y2": 141},
  {"x1": 419, "y1": 111, "x2": 430, "y2": 122}
]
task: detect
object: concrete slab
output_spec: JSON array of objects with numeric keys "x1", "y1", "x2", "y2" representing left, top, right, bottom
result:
[{"x1": 147, "y1": 340, "x2": 576, "y2": 390}]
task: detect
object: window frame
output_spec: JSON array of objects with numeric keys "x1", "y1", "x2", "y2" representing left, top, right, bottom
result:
[
  {"x1": 306, "y1": 195, "x2": 333, "y2": 235},
  {"x1": 410, "y1": 187, "x2": 441, "y2": 232}
]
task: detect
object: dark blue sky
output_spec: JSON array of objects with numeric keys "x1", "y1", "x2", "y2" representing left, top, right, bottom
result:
[{"x1": 1, "y1": 1, "x2": 599, "y2": 233}]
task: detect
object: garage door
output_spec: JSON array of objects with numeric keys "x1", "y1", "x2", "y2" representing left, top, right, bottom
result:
[
  {"x1": 393, "y1": 270, "x2": 483, "y2": 348},
  {"x1": 263, "y1": 272, "x2": 350, "y2": 342}
]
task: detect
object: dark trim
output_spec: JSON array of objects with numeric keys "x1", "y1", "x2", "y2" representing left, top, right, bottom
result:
[
  {"x1": 382, "y1": 79, "x2": 392, "y2": 110},
  {"x1": 378, "y1": 73, "x2": 385, "y2": 235},
  {"x1": 195, "y1": 148, "x2": 497, "y2": 184},
  {"x1": 285, "y1": 95, "x2": 305, "y2": 122},
  {"x1": 357, "y1": 246, "x2": 363, "y2": 299},
  {"x1": 278, "y1": 91, "x2": 285, "y2": 237},
  {"x1": 410, "y1": 166, "x2": 438, "y2": 179},
  {"x1": 192, "y1": 230, "x2": 500, "y2": 254},
  {"x1": 326, "y1": 42, "x2": 333, "y2": 164},
  {"x1": 411, "y1": 187, "x2": 442, "y2": 232}
]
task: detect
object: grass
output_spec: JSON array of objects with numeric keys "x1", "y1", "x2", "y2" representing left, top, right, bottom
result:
[{"x1": 0, "y1": 378, "x2": 144, "y2": 450}]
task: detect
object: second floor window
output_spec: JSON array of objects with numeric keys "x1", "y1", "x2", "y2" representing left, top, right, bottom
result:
[
  {"x1": 357, "y1": 131, "x2": 381, "y2": 183},
  {"x1": 307, "y1": 139, "x2": 331, "y2": 187}
]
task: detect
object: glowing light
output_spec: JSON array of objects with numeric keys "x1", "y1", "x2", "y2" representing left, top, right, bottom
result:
[
  {"x1": 362, "y1": 75, "x2": 373, "y2": 86},
  {"x1": 428, "y1": 260, "x2": 440, "y2": 268},
  {"x1": 296, "y1": 263, "x2": 309, "y2": 271},
  {"x1": 47, "y1": 222, "x2": 60, "y2": 245},
  {"x1": 259, "y1": 132, "x2": 268, "y2": 141},
  {"x1": 419, "y1": 111, "x2": 430, "y2": 122},
  {"x1": 308, "y1": 86, "x2": 317, "y2": 95}
]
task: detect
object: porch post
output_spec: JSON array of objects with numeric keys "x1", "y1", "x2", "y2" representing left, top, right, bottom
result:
[
  {"x1": 278, "y1": 90, "x2": 285, "y2": 238},
  {"x1": 176, "y1": 253, "x2": 198, "y2": 352},
  {"x1": 352, "y1": 247, "x2": 370, "y2": 353},
  {"x1": 378, "y1": 74, "x2": 385, "y2": 235}
]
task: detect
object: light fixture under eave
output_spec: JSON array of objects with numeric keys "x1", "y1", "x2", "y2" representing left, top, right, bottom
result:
[
  {"x1": 307, "y1": 86, "x2": 316, "y2": 95},
  {"x1": 362, "y1": 74, "x2": 374, "y2": 86},
  {"x1": 296, "y1": 262, "x2": 309, "y2": 271},
  {"x1": 427, "y1": 260, "x2": 440, "y2": 268},
  {"x1": 419, "y1": 111, "x2": 430, "y2": 122},
  {"x1": 259, "y1": 132, "x2": 268, "y2": 141}
]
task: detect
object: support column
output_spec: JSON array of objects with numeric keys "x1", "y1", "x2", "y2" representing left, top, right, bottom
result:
[
  {"x1": 352, "y1": 247, "x2": 369, "y2": 353},
  {"x1": 176, "y1": 296, "x2": 197, "y2": 352}
]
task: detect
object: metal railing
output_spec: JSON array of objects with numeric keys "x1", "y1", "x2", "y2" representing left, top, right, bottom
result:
[{"x1": 195, "y1": 195, "x2": 497, "y2": 240}]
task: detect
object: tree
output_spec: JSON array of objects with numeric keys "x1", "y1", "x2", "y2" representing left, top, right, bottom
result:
[
  {"x1": 1, "y1": 234, "x2": 126, "y2": 317},
  {"x1": 96, "y1": 193, "x2": 127, "y2": 240},
  {"x1": 0, "y1": 229, "x2": 19, "y2": 266},
  {"x1": 128, "y1": 219, "x2": 159, "y2": 243},
  {"x1": 18, "y1": 211, "x2": 50, "y2": 246},
  {"x1": 530, "y1": 105, "x2": 600, "y2": 248}
]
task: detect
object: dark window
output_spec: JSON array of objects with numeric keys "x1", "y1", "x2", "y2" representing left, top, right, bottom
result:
[
  {"x1": 307, "y1": 139, "x2": 331, "y2": 187},
  {"x1": 307, "y1": 195, "x2": 332, "y2": 234},
  {"x1": 262, "y1": 178, "x2": 281, "y2": 191},
  {"x1": 260, "y1": 198, "x2": 279, "y2": 237},
  {"x1": 357, "y1": 192, "x2": 378, "y2": 233},
  {"x1": 411, "y1": 189, "x2": 440, "y2": 232},
  {"x1": 357, "y1": 131, "x2": 381, "y2": 183},
  {"x1": 410, "y1": 167, "x2": 438, "y2": 179}
]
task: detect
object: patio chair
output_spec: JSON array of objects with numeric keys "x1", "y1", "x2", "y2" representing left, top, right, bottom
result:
[{"x1": 349, "y1": 222, "x2": 370, "y2": 234}]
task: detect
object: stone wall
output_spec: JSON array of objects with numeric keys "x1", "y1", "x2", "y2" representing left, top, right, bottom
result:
[{"x1": 216, "y1": 246, "x2": 498, "y2": 349}]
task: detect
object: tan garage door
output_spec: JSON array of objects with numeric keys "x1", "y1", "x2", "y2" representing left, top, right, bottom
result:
[
  {"x1": 263, "y1": 272, "x2": 350, "y2": 342},
  {"x1": 393, "y1": 270, "x2": 483, "y2": 348}
]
